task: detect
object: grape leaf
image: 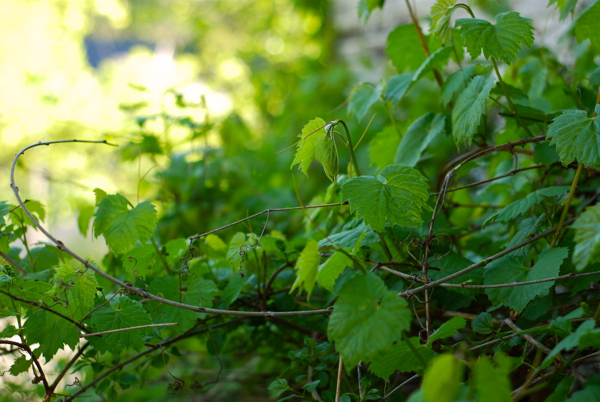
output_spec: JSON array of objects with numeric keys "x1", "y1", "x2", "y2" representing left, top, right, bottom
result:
[
  {"x1": 318, "y1": 221, "x2": 380, "y2": 248},
  {"x1": 291, "y1": 117, "x2": 327, "y2": 176},
  {"x1": 0, "y1": 201, "x2": 10, "y2": 226},
  {"x1": 368, "y1": 126, "x2": 400, "y2": 169},
  {"x1": 290, "y1": 239, "x2": 320, "y2": 298},
  {"x1": 91, "y1": 296, "x2": 152, "y2": 353},
  {"x1": 221, "y1": 274, "x2": 245, "y2": 307},
  {"x1": 77, "y1": 205, "x2": 95, "y2": 237},
  {"x1": 547, "y1": 106, "x2": 600, "y2": 169},
  {"x1": 317, "y1": 251, "x2": 353, "y2": 293},
  {"x1": 472, "y1": 312, "x2": 495, "y2": 334},
  {"x1": 314, "y1": 131, "x2": 339, "y2": 182},
  {"x1": 369, "y1": 337, "x2": 432, "y2": 379},
  {"x1": 422, "y1": 354, "x2": 463, "y2": 402},
  {"x1": 395, "y1": 113, "x2": 445, "y2": 167},
  {"x1": 328, "y1": 272, "x2": 411, "y2": 367},
  {"x1": 348, "y1": 84, "x2": 382, "y2": 121},
  {"x1": 93, "y1": 188, "x2": 107, "y2": 205},
  {"x1": 124, "y1": 244, "x2": 157, "y2": 277},
  {"x1": 340, "y1": 164, "x2": 431, "y2": 232},
  {"x1": 549, "y1": 0, "x2": 578, "y2": 21},
  {"x1": 52, "y1": 264, "x2": 99, "y2": 321},
  {"x1": 472, "y1": 355, "x2": 512, "y2": 402},
  {"x1": 9, "y1": 356, "x2": 33, "y2": 376},
  {"x1": 572, "y1": 204, "x2": 600, "y2": 271},
  {"x1": 455, "y1": 12, "x2": 534, "y2": 64},
  {"x1": 541, "y1": 320, "x2": 595, "y2": 369},
  {"x1": 24, "y1": 309, "x2": 80, "y2": 362},
  {"x1": 430, "y1": 253, "x2": 482, "y2": 296},
  {"x1": 452, "y1": 76, "x2": 495, "y2": 146},
  {"x1": 483, "y1": 186, "x2": 570, "y2": 227},
  {"x1": 575, "y1": 2, "x2": 600, "y2": 49},
  {"x1": 430, "y1": 0, "x2": 457, "y2": 38},
  {"x1": 426, "y1": 317, "x2": 466, "y2": 346},
  {"x1": 441, "y1": 65, "x2": 475, "y2": 106},
  {"x1": 386, "y1": 25, "x2": 427, "y2": 73},
  {"x1": 93, "y1": 194, "x2": 157, "y2": 254},
  {"x1": 227, "y1": 232, "x2": 246, "y2": 271},
  {"x1": 10, "y1": 200, "x2": 45, "y2": 228},
  {"x1": 484, "y1": 248, "x2": 568, "y2": 312}
]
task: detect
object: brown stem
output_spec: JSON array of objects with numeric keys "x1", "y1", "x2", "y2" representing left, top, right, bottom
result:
[
  {"x1": 0, "y1": 340, "x2": 50, "y2": 394},
  {"x1": 49, "y1": 342, "x2": 90, "y2": 393}
]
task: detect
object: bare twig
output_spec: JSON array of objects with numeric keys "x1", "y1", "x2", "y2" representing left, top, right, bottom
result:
[
  {"x1": 0, "y1": 250, "x2": 27, "y2": 274},
  {"x1": 335, "y1": 356, "x2": 343, "y2": 402},
  {"x1": 49, "y1": 342, "x2": 90, "y2": 393},
  {"x1": 503, "y1": 319, "x2": 552, "y2": 355},
  {"x1": 79, "y1": 323, "x2": 179, "y2": 338}
]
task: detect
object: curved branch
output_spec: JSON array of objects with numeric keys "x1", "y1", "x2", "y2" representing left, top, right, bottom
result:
[
  {"x1": 10, "y1": 140, "x2": 333, "y2": 318},
  {"x1": 0, "y1": 340, "x2": 50, "y2": 393}
]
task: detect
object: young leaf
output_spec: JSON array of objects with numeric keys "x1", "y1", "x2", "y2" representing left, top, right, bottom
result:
[
  {"x1": 91, "y1": 296, "x2": 152, "y2": 353},
  {"x1": 395, "y1": 113, "x2": 445, "y2": 167},
  {"x1": 430, "y1": 0, "x2": 458, "y2": 39},
  {"x1": 484, "y1": 248, "x2": 568, "y2": 312},
  {"x1": 369, "y1": 337, "x2": 432, "y2": 379},
  {"x1": 572, "y1": 204, "x2": 600, "y2": 271},
  {"x1": 315, "y1": 132, "x2": 339, "y2": 182},
  {"x1": 318, "y1": 221, "x2": 380, "y2": 248},
  {"x1": 452, "y1": 76, "x2": 495, "y2": 146},
  {"x1": 93, "y1": 194, "x2": 157, "y2": 254},
  {"x1": 24, "y1": 309, "x2": 80, "y2": 362},
  {"x1": 317, "y1": 251, "x2": 352, "y2": 293},
  {"x1": 221, "y1": 274, "x2": 245, "y2": 307},
  {"x1": 422, "y1": 354, "x2": 463, "y2": 402},
  {"x1": 483, "y1": 186, "x2": 570, "y2": 227},
  {"x1": 348, "y1": 83, "x2": 382, "y2": 121},
  {"x1": 455, "y1": 12, "x2": 534, "y2": 64},
  {"x1": 574, "y1": 1, "x2": 600, "y2": 49},
  {"x1": 52, "y1": 265, "x2": 99, "y2": 321},
  {"x1": 227, "y1": 232, "x2": 246, "y2": 271},
  {"x1": 547, "y1": 106, "x2": 600, "y2": 169},
  {"x1": 328, "y1": 272, "x2": 411, "y2": 367},
  {"x1": 290, "y1": 239, "x2": 320, "y2": 298},
  {"x1": 472, "y1": 354, "x2": 512, "y2": 402},
  {"x1": 472, "y1": 312, "x2": 495, "y2": 334},
  {"x1": 9, "y1": 356, "x2": 33, "y2": 376},
  {"x1": 426, "y1": 317, "x2": 466, "y2": 346},
  {"x1": 440, "y1": 65, "x2": 475, "y2": 106},
  {"x1": 340, "y1": 164, "x2": 431, "y2": 232},
  {"x1": 291, "y1": 117, "x2": 327, "y2": 176}
]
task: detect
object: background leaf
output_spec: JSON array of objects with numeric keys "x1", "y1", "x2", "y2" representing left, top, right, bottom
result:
[
  {"x1": 572, "y1": 204, "x2": 600, "y2": 271},
  {"x1": 369, "y1": 337, "x2": 432, "y2": 379},
  {"x1": 395, "y1": 113, "x2": 445, "y2": 167}
]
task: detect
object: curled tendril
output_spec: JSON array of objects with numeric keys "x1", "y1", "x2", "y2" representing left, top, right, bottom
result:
[
  {"x1": 66, "y1": 377, "x2": 82, "y2": 387},
  {"x1": 235, "y1": 210, "x2": 271, "y2": 276},
  {"x1": 156, "y1": 292, "x2": 165, "y2": 316},
  {"x1": 127, "y1": 256, "x2": 149, "y2": 291}
]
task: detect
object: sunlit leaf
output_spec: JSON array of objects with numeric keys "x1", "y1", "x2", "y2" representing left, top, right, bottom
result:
[
  {"x1": 472, "y1": 354, "x2": 512, "y2": 402},
  {"x1": 340, "y1": 164, "x2": 431, "y2": 232},
  {"x1": 291, "y1": 117, "x2": 329, "y2": 176},
  {"x1": 422, "y1": 354, "x2": 462, "y2": 402},
  {"x1": 290, "y1": 239, "x2": 320, "y2": 298},
  {"x1": 430, "y1": 0, "x2": 458, "y2": 39},
  {"x1": 386, "y1": 25, "x2": 427, "y2": 73},
  {"x1": 575, "y1": 2, "x2": 600, "y2": 49},
  {"x1": 52, "y1": 264, "x2": 98, "y2": 321},
  {"x1": 456, "y1": 12, "x2": 534, "y2": 64},
  {"x1": 315, "y1": 132, "x2": 339, "y2": 182},
  {"x1": 317, "y1": 251, "x2": 352, "y2": 293}
]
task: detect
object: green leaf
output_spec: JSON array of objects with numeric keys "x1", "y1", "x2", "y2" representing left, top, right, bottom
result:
[
  {"x1": 547, "y1": 107, "x2": 600, "y2": 169},
  {"x1": 534, "y1": 142, "x2": 561, "y2": 166},
  {"x1": 148, "y1": 276, "x2": 216, "y2": 331},
  {"x1": 221, "y1": 274, "x2": 245, "y2": 307},
  {"x1": 318, "y1": 221, "x2": 380, "y2": 248},
  {"x1": 386, "y1": 25, "x2": 427, "y2": 73},
  {"x1": 472, "y1": 312, "x2": 495, "y2": 334},
  {"x1": 227, "y1": 232, "x2": 246, "y2": 271},
  {"x1": 52, "y1": 264, "x2": 99, "y2": 321},
  {"x1": 426, "y1": 317, "x2": 466, "y2": 346},
  {"x1": 93, "y1": 194, "x2": 157, "y2": 254},
  {"x1": 25, "y1": 309, "x2": 80, "y2": 362},
  {"x1": 472, "y1": 354, "x2": 512, "y2": 402},
  {"x1": 369, "y1": 126, "x2": 400, "y2": 170},
  {"x1": 440, "y1": 65, "x2": 475, "y2": 106},
  {"x1": 369, "y1": 337, "x2": 432, "y2": 379},
  {"x1": 395, "y1": 114, "x2": 445, "y2": 167},
  {"x1": 575, "y1": 2, "x2": 600, "y2": 49},
  {"x1": 317, "y1": 251, "x2": 353, "y2": 293},
  {"x1": 452, "y1": 76, "x2": 495, "y2": 146},
  {"x1": 567, "y1": 386, "x2": 600, "y2": 402},
  {"x1": 340, "y1": 164, "x2": 431, "y2": 232},
  {"x1": 483, "y1": 186, "x2": 570, "y2": 227},
  {"x1": 124, "y1": 244, "x2": 157, "y2": 277},
  {"x1": 348, "y1": 83, "x2": 382, "y2": 121},
  {"x1": 9, "y1": 356, "x2": 33, "y2": 376},
  {"x1": 314, "y1": 131, "x2": 339, "y2": 182},
  {"x1": 546, "y1": 376, "x2": 575, "y2": 402},
  {"x1": 455, "y1": 12, "x2": 534, "y2": 64},
  {"x1": 327, "y1": 272, "x2": 412, "y2": 367},
  {"x1": 549, "y1": 0, "x2": 578, "y2": 21},
  {"x1": 541, "y1": 320, "x2": 595, "y2": 369},
  {"x1": 77, "y1": 205, "x2": 95, "y2": 237},
  {"x1": 430, "y1": 0, "x2": 457, "y2": 38},
  {"x1": 91, "y1": 296, "x2": 152, "y2": 353},
  {"x1": 290, "y1": 239, "x2": 320, "y2": 298},
  {"x1": 0, "y1": 201, "x2": 10, "y2": 226},
  {"x1": 93, "y1": 188, "x2": 107, "y2": 206},
  {"x1": 422, "y1": 354, "x2": 462, "y2": 402},
  {"x1": 430, "y1": 253, "x2": 482, "y2": 296},
  {"x1": 291, "y1": 117, "x2": 327, "y2": 176},
  {"x1": 0, "y1": 324, "x2": 18, "y2": 338},
  {"x1": 10, "y1": 200, "x2": 45, "y2": 228},
  {"x1": 572, "y1": 204, "x2": 600, "y2": 271},
  {"x1": 484, "y1": 248, "x2": 568, "y2": 312},
  {"x1": 302, "y1": 380, "x2": 320, "y2": 392}
]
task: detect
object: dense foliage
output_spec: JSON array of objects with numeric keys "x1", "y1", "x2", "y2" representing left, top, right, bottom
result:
[{"x1": 2, "y1": 0, "x2": 600, "y2": 401}]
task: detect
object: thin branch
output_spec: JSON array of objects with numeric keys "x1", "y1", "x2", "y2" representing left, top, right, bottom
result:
[
  {"x1": 49, "y1": 342, "x2": 90, "y2": 393},
  {"x1": 79, "y1": 323, "x2": 179, "y2": 338},
  {"x1": 504, "y1": 319, "x2": 552, "y2": 355},
  {"x1": 400, "y1": 217, "x2": 576, "y2": 298},
  {"x1": 66, "y1": 318, "x2": 244, "y2": 401},
  {"x1": 0, "y1": 250, "x2": 27, "y2": 274},
  {"x1": 382, "y1": 374, "x2": 420, "y2": 401},
  {"x1": 335, "y1": 356, "x2": 343, "y2": 402},
  {"x1": 9, "y1": 140, "x2": 334, "y2": 319},
  {"x1": 0, "y1": 340, "x2": 50, "y2": 393},
  {"x1": 439, "y1": 270, "x2": 600, "y2": 289}
]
